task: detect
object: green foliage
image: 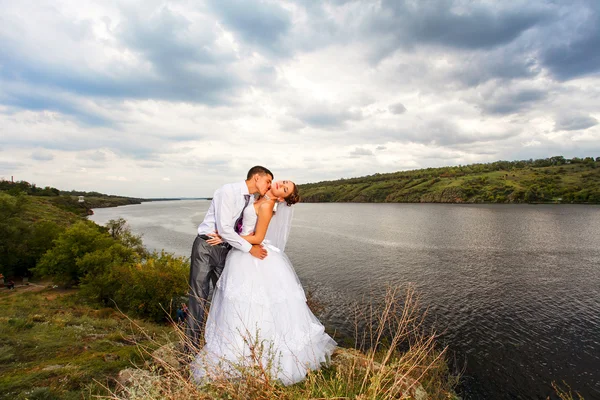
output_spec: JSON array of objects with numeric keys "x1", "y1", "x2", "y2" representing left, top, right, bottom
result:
[
  {"x1": 1, "y1": 179, "x2": 144, "y2": 218},
  {"x1": 0, "y1": 180, "x2": 59, "y2": 196},
  {"x1": 1, "y1": 182, "x2": 187, "y2": 324},
  {"x1": 36, "y1": 217, "x2": 188, "y2": 322},
  {"x1": 105, "y1": 217, "x2": 147, "y2": 256},
  {"x1": 80, "y1": 249, "x2": 188, "y2": 323},
  {"x1": 299, "y1": 156, "x2": 600, "y2": 204},
  {"x1": 33, "y1": 221, "x2": 114, "y2": 287},
  {"x1": 0, "y1": 193, "x2": 66, "y2": 277},
  {"x1": 110, "y1": 251, "x2": 189, "y2": 323},
  {"x1": 49, "y1": 195, "x2": 143, "y2": 216}
]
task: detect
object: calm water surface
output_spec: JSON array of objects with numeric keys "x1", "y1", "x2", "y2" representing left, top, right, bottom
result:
[{"x1": 90, "y1": 202, "x2": 600, "y2": 399}]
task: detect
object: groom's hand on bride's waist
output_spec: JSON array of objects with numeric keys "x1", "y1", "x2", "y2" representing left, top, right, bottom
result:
[{"x1": 249, "y1": 244, "x2": 268, "y2": 260}]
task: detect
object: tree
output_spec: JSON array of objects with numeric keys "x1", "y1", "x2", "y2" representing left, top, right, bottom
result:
[
  {"x1": 33, "y1": 221, "x2": 114, "y2": 287},
  {"x1": 78, "y1": 242, "x2": 139, "y2": 304},
  {"x1": 106, "y1": 218, "x2": 146, "y2": 256}
]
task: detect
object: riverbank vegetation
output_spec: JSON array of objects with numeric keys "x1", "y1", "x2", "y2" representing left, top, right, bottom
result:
[
  {"x1": 1, "y1": 281, "x2": 458, "y2": 399},
  {"x1": 110, "y1": 286, "x2": 456, "y2": 400},
  {"x1": 299, "y1": 156, "x2": 600, "y2": 203}
]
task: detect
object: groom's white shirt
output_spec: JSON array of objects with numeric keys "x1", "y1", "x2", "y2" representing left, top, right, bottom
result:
[{"x1": 197, "y1": 181, "x2": 253, "y2": 253}]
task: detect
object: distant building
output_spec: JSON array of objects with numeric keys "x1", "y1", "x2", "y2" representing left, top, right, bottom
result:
[{"x1": 78, "y1": 196, "x2": 84, "y2": 203}]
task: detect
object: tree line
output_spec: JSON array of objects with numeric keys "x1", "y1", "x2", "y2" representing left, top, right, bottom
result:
[
  {"x1": 0, "y1": 179, "x2": 144, "y2": 199},
  {"x1": 298, "y1": 156, "x2": 600, "y2": 203}
]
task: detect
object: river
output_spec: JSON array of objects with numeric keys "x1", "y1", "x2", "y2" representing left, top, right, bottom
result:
[{"x1": 90, "y1": 201, "x2": 600, "y2": 399}]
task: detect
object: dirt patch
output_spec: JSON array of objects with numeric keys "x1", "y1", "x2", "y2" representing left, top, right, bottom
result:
[
  {"x1": 43, "y1": 288, "x2": 78, "y2": 301},
  {"x1": 0, "y1": 282, "x2": 45, "y2": 297},
  {"x1": 0, "y1": 282, "x2": 75, "y2": 299}
]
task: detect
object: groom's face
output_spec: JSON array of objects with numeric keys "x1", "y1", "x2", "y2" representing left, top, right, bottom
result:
[{"x1": 255, "y1": 173, "x2": 272, "y2": 196}]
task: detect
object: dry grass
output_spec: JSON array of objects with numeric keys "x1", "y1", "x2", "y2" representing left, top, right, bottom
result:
[
  {"x1": 550, "y1": 381, "x2": 584, "y2": 400},
  {"x1": 103, "y1": 284, "x2": 458, "y2": 400}
]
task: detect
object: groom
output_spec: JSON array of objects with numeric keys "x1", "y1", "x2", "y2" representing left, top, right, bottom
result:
[{"x1": 186, "y1": 166, "x2": 273, "y2": 349}]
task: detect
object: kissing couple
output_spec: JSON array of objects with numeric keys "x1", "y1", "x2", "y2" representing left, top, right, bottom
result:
[{"x1": 187, "y1": 166, "x2": 336, "y2": 385}]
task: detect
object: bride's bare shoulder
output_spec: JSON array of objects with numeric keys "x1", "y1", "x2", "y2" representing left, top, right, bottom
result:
[{"x1": 257, "y1": 201, "x2": 275, "y2": 214}]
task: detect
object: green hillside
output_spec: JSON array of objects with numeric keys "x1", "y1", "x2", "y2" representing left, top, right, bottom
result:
[
  {"x1": 299, "y1": 156, "x2": 600, "y2": 203},
  {"x1": 0, "y1": 180, "x2": 144, "y2": 278},
  {"x1": 0, "y1": 180, "x2": 143, "y2": 216}
]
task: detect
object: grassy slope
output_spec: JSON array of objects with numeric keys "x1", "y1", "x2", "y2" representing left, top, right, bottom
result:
[
  {"x1": 17, "y1": 196, "x2": 82, "y2": 225},
  {"x1": 1, "y1": 192, "x2": 143, "y2": 220},
  {"x1": 299, "y1": 162, "x2": 600, "y2": 203},
  {"x1": 0, "y1": 285, "x2": 172, "y2": 400},
  {"x1": 48, "y1": 196, "x2": 143, "y2": 217}
]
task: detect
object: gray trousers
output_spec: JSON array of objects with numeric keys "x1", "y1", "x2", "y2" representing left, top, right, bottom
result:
[{"x1": 186, "y1": 234, "x2": 230, "y2": 350}]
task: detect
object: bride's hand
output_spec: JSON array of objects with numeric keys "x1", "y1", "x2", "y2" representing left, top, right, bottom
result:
[{"x1": 206, "y1": 232, "x2": 223, "y2": 246}]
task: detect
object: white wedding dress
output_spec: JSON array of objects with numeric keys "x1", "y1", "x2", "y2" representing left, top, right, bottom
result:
[{"x1": 192, "y1": 203, "x2": 336, "y2": 386}]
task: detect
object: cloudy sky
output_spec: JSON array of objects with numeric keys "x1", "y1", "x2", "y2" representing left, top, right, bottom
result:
[{"x1": 1, "y1": 0, "x2": 599, "y2": 197}]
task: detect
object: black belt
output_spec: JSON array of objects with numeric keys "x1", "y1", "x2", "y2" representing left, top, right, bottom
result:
[{"x1": 199, "y1": 234, "x2": 232, "y2": 249}]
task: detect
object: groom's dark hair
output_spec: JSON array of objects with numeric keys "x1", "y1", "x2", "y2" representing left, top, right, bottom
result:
[{"x1": 247, "y1": 166, "x2": 273, "y2": 180}]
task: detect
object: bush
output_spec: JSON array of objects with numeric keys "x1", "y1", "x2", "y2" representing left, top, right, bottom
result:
[
  {"x1": 33, "y1": 221, "x2": 114, "y2": 287},
  {"x1": 109, "y1": 251, "x2": 189, "y2": 322},
  {"x1": 77, "y1": 242, "x2": 140, "y2": 304}
]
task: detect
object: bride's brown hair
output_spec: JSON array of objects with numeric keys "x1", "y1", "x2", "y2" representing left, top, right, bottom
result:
[{"x1": 284, "y1": 184, "x2": 300, "y2": 206}]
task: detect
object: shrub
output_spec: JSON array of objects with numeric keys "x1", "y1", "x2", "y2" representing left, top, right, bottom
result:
[
  {"x1": 110, "y1": 251, "x2": 189, "y2": 322},
  {"x1": 33, "y1": 221, "x2": 114, "y2": 287}
]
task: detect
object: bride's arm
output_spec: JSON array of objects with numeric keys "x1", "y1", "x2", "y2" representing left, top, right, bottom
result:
[{"x1": 241, "y1": 202, "x2": 274, "y2": 245}]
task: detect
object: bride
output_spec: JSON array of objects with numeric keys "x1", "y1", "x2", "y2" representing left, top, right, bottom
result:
[{"x1": 191, "y1": 180, "x2": 336, "y2": 386}]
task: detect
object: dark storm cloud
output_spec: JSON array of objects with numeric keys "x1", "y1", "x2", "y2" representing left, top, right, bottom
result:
[
  {"x1": 0, "y1": 120, "x2": 180, "y2": 162},
  {"x1": 180, "y1": 157, "x2": 233, "y2": 170},
  {"x1": 0, "y1": 4, "x2": 243, "y2": 120},
  {"x1": 31, "y1": 150, "x2": 54, "y2": 161},
  {"x1": 369, "y1": 1, "x2": 550, "y2": 52},
  {"x1": 0, "y1": 50, "x2": 238, "y2": 111},
  {"x1": 116, "y1": 6, "x2": 242, "y2": 102},
  {"x1": 555, "y1": 114, "x2": 598, "y2": 131},
  {"x1": 86, "y1": 151, "x2": 107, "y2": 162},
  {"x1": 207, "y1": 0, "x2": 292, "y2": 55},
  {"x1": 0, "y1": 160, "x2": 26, "y2": 172},
  {"x1": 450, "y1": 48, "x2": 541, "y2": 87},
  {"x1": 408, "y1": 120, "x2": 512, "y2": 147},
  {"x1": 363, "y1": 120, "x2": 521, "y2": 147},
  {"x1": 1, "y1": 89, "x2": 114, "y2": 127},
  {"x1": 389, "y1": 103, "x2": 407, "y2": 114},
  {"x1": 540, "y1": 2, "x2": 600, "y2": 80},
  {"x1": 349, "y1": 147, "x2": 374, "y2": 158},
  {"x1": 479, "y1": 88, "x2": 547, "y2": 115},
  {"x1": 294, "y1": 106, "x2": 364, "y2": 128}
]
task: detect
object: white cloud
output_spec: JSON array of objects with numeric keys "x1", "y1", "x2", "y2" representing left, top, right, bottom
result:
[{"x1": 1, "y1": 0, "x2": 599, "y2": 197}]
